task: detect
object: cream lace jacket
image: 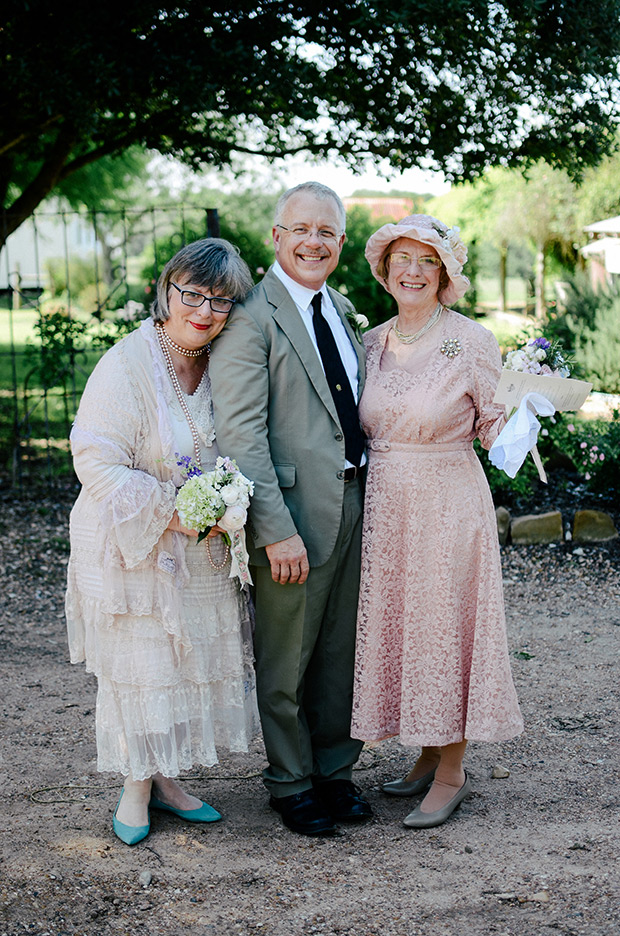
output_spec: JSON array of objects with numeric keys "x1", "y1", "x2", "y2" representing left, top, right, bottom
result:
[{"x1": 66, "y1": 319, "x2": 216, "y2": 662}]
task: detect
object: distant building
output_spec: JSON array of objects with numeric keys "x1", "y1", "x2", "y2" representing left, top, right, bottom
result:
[
  {"x1": 0, "y1": 204, "x2": 98, "y2": 293},
  {"x1": 580, "y1": 215, "x2": 620, "y2": 289},
  {"x1": 342, "y1": 196, "x2": 415, "y2": 222}
]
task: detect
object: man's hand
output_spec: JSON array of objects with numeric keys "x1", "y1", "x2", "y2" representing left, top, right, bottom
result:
[{"x1": 265, "y1": 533, "x2": 309, "y2": 585}]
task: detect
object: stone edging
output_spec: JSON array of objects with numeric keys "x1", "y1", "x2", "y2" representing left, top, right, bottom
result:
[{"x1": 496, "y1": 507, "x2": 618, "y2": 546}]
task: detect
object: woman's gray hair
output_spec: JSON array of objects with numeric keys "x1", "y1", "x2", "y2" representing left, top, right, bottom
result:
[
  {"x1": 151, "y1": 238, "x2": 254, "y2": 323},
  {"x1": 274, "y1": 182, "x2": 346, "y2": 233}
]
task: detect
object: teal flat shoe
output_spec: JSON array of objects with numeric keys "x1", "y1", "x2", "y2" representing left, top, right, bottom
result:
[
  {"x1": 150, "y1": 795, "x2": 222, "y2": 823},
  {"x1": 112, "y1": 792, "x2": 150, "y2": 845}
]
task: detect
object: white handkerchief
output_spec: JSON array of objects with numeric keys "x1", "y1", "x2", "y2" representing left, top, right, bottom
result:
[{"x1": 489, "y1": 392, "x2": 555, "y2": 479}]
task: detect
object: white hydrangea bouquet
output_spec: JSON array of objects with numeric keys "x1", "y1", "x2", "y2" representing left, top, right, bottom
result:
[
  {"x1": 504, "y1": 337, "x2": 570, "y2": 379},
  {"x1": 175, "y1": 454, "x2": 254, "y2": 586},
  {"x1": 489, "y1": 337, "x2": 591, "y2": 483}
]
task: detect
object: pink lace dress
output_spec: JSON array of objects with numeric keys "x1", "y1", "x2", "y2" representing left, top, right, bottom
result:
[{"x1": 351, "y1": 309, "x2": 523, "y2": 746}]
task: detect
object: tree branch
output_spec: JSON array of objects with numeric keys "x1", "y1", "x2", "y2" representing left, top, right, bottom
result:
[
  {"x1": 0, "y1": 116, "x2": 63, "y2": 158},
  {"x1": 1, "y1": 123, "x2": 77, "y2": 245}
]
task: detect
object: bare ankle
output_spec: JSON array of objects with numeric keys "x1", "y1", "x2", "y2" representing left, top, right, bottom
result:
[{"x1": 405, "y1": 754, "x2": 441, "y2": 782}]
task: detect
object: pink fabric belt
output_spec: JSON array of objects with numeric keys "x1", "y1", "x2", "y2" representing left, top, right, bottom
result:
[{"x1": 367, "y1": 439, "x2": 473, "y2": 453}]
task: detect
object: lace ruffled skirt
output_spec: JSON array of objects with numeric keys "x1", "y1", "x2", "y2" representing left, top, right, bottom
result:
[{"x1": 67, "y1": 511, "x2": 259, "y2": 780}]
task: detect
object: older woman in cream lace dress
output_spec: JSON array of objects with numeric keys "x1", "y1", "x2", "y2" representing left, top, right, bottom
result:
[
  {"x1": 351, "y1": 216, "x2": 523, "y2": 829},
  {"x1": 66, "y1": 239, "x2": 259, "y2": 845}
]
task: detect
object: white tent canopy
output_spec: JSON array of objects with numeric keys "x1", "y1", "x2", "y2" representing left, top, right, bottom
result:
[
  {"x1": 580, "y1": 236, "x2": 620, "y2": 274},
  {"x1": 583, "y1": 216, "x2": 620, "y2": 234}
]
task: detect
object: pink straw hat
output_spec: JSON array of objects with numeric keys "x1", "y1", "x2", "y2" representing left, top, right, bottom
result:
[{"x1": 365, "y1": 214, "x2": 470, "y2": 306}]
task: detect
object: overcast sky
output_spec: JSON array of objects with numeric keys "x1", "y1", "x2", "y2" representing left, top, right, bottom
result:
[
  {"x1": 273, "y1": 154, "x2": 450, "y2": 197},
  {"x1": 152, "y1": 152, "x2": 449, "y2": 198}
]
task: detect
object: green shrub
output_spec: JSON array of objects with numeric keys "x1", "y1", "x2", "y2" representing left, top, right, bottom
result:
[
  {"x1": 46, "y1": 254, "x2": 100, "y2": 301},
  {"x1": 75, "y1": 282, "x2": 113, "y2": 315},
  {"x1": 546, "y1": 276, "x2": 620, "y2": 390},
  {"x1": 578, "y1": 303, "x2": 620, "y2": 393},
  {"x1": 474, "y1": 438, "x2": 541, "y2": 508},
  {"x1": 26, "y1": 308, "x2": 89, "y2": 390},
  {"x1": 561, "y1": 411, "x2": 620, "y2": 502},
  {"x1": 477, "y1": 409, "x2": 620, "y2": 511}
]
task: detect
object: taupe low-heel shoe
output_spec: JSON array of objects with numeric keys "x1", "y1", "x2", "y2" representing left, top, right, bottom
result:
[
  {"x1": 403, "y1": 772, "x2": 471, "y2": 828},
  {"x1": 381, "y1": 768, "x2": 436, "y2": 797}
]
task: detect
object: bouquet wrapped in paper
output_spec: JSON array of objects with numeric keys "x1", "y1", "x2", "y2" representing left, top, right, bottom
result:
[
  {"x1": 175, "y1": 455, "x2": 254, "y2": 586},
  {"x1": 489, "y1": 338, "x2": 592, "y2": 483}
]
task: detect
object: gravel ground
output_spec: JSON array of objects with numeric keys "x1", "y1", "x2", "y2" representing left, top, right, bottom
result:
[{"x1": 1, "y1": 480, "x2": 619, "y2": 936}]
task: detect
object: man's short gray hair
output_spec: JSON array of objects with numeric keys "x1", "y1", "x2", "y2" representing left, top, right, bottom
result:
[
  {"x1": 151, "y1": 238, "x2": 254, "y2": 323},
  {"x1": 274, "y1": 182, "x2": 346, "y2": 233}
]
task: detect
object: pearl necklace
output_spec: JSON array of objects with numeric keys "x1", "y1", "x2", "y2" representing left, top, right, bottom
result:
[
  {"x1": 158, "y1": 322, "x2": 208, "y2": 357},
  {"x1": 392, "y1": 303, "x2": 443, "y2": 344},
  {"x1": 157, "y1": 324, "x2": 207, "y2": 468},
  {"x1": 157, "y1": 326, "x2": 230, "y2": 571}
]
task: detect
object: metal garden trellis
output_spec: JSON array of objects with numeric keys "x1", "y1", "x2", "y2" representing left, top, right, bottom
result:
[{"x1": 0, "y1": 204, "x2": 220, "y2": 489}]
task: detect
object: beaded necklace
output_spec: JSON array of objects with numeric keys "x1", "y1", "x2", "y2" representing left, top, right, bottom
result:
[
  {"x1": 156, "y1": 324, "x2": 229, "y2": 571},
  {"x1": 392, "y1": 302, "x2": 443, "y2": 344},
  {"x1": 159, "y1": 323, "x2": 206, "y2": 357}
]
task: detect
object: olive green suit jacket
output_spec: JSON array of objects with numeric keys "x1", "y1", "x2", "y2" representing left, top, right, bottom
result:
[{"x1": 210, "y1": 268, "x2": 366, "y2": 568}]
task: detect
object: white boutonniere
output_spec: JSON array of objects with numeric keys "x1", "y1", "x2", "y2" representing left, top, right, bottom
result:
[{"x1": 345, "y1": 310, "x2": 369, "y2": 341}]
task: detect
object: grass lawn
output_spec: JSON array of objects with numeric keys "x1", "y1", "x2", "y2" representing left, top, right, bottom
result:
[
  {"x1": 476, "y1": 312, "x2": 538, "y2": 350},
  {"x1": 475, "y1": 276, "x2": 531, "y2": 310},
  {"x1": 0, "y1": 309, "x2": 105, "y2": 480}
]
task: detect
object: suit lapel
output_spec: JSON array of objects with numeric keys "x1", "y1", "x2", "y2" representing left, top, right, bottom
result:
[{"x1": 265, "y1": 273, "x2": 340, "y2": 424}]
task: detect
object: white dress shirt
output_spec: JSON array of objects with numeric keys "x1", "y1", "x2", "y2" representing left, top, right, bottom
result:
[
  {"x1": 272, "y1": 261, "x2": 360, "y2": 399},
  {"x1": 272, "y1": 261, "x2": 365, "y2": 469}
]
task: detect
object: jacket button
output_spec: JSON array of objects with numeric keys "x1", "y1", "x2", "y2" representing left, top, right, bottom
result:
[
  {"x1": 334, "y1": 432, "x2": 343, "y2": 441},
  {"x1": 336, "y1": 470, "x2": 344, "y2": 480}
]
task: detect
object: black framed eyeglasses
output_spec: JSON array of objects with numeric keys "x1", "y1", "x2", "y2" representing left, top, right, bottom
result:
[{"x1": 170, "y1": 282, "x2": 235, "y2": 314}]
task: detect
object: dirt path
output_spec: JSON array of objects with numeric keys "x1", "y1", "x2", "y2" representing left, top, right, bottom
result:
[{"x1": 1, "y1": 488, "x2": 619, "y2": 936}]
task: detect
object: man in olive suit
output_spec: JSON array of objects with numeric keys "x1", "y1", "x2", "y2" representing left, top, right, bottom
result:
[{"x1": 210, "y1": 182, "x2": 371, "y2": 835}]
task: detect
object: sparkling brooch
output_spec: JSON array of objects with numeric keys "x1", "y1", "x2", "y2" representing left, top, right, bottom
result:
[{"x1": 440, "y1": 338, "x2": 462, "y2": 358}]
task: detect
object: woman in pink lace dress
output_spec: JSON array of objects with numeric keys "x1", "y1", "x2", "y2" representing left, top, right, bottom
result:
[{"x1": 351, "y1": 215, "x2": 523, "y2": 828}]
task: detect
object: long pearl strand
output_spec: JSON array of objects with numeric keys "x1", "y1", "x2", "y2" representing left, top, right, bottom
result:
[
  {"x1": 157, "y1": 324, "x2": 206, "y2": 467},
  {"x1": 392, "y1": 302, "x2": 443, "y2": 344},
  {"x1": 156, "y1": 325, "x2": 230, "y2": 571}
]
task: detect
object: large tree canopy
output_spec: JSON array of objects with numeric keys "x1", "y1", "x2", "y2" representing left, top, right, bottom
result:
[{"x1": 2, "y1": 0, "x2": 620, "y2": 246}]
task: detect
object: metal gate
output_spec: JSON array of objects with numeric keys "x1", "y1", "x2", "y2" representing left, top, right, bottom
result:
[{"x1": 0, "y1": 205, "x2": 219, "y2": 488}]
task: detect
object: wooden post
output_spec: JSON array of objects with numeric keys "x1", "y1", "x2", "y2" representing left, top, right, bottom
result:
[
  {"x1": 11, "y1": 264, "x2": 21, "y2": 310},
  {"x1": 207, "y1": 209, "x2": 220, "y2": 238}
]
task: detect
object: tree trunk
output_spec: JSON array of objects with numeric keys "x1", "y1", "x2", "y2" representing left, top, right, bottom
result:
[
  {"x1": 0, "y1": 125, "x2": 77, "y2": 252},
  {"x1": 534, "y1": 243, "x2": 546, "y2": 319},
  {"x1": 499, "y1": 244, "x2": 508, "y2": 313}
]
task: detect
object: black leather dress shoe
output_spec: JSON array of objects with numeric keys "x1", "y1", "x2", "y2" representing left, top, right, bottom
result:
[
  {"x1": 269, "y1": 789, "x2": 336, "y2": 836},
  {"x1": 314, "y1": 780, "x2": 373, "y2": 821}
]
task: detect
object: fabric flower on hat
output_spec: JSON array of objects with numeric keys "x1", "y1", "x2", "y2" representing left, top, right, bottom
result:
[{"x1": 445, "y1": 226, "x2": 467, "y2": 266}]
